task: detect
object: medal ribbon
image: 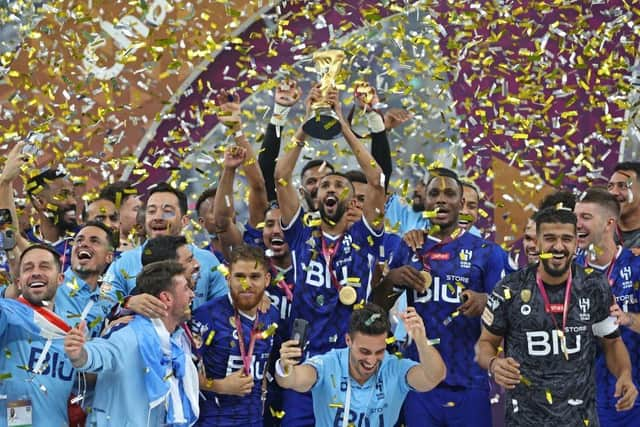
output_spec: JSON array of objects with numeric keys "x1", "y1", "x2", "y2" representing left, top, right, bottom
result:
[
  {"x1": 235, "y1": 312, "x2": 260, "y2": 376},
  {"x1": 420, "y1": 230, "x2": 465, "y2": 275},
  {"x1": 584, "y1": 246, "x2": 620, "y2": 287},
  {"x1": 535, "y1": 268, "x2": 573, "y2": 359},
  {"x1": 321, "y1": 235, "x2": 345, "y2": 292},
  {"x1": 270, "y1": 260, "x2": 293, "y2": 301}
]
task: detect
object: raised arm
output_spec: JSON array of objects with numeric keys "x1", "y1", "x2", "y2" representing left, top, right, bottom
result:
[
  {"x1": 215, "y1": 89, "x2": 269, "y2": 229},
  {"x1": 331, "y1": 91, "x2": 385, "y2": 228},
  {"x1": 275, "y1": 339, "x2": 318, "y2": 393},
  {"x1": 274, "y1": 86, "x2": 320, "y2": 225},
  {"x1": 212, "y1": 145, "x2": 247, "y2": 260},
  {"x1": 259, "y1": 80, "x2": 302, "y2": 203},
  {"x1": 402, "y1": 307, "x2": 446, "y2": 391}
]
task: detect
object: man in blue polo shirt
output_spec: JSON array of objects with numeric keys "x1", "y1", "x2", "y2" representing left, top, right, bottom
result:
[
  {"x1": 276, "y1": 303, "x2": 445, "y2": 427},
  {"x1": 104, "y1": 182, "x2": 227, "y2": 308}
]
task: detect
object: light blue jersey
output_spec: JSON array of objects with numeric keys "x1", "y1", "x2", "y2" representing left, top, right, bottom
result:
[
  {"x1": 104, "y1": 242, "x2": 228, "y2": 308},
  {"x1": 384, "y1": 194, "x2": 429, "y2": 236},
  {"x1": 55, "y1": 269, "x2": 117, "y2": 336},
  {"x1": 305, "y1": 347, "x2": 417, "y2": 427},
  {"x1": 0, "y1": 299, "x2": 75, "y2": 427},
  {"x1": 77, "y1": 323, "x2": 167, "y2": 427}
]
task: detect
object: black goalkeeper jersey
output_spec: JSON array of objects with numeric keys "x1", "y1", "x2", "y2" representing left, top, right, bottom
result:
[{"x1": 482, "y1": 264, "x2": 617, "y2": 427}]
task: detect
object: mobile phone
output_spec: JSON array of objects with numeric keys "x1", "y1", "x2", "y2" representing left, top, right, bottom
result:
[
  {"x1": 0, "y1": 209, "x2": 11, "y2": 227},
  {"x1": 0, "y1": 230, "x2": 16, "y2": 251},
  {"x1": 291, "y1": 318, "x2": 309, "y2": 353}
]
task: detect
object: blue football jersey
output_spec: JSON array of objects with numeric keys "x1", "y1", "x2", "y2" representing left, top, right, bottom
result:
[
  {"x1": 390, "y1": 230, "x2": 507, "y2": 388},
  {"x1": 0, "y1": 301, "x2": 75, "y2": 427},
  {"x1": 25, "y1": 227, "x2": 73, "y2": 271},
  {"x1": 576, "y1": 247, "x2": 640, "y2": 410},
  {"x1": 283, "y1": 207, "x2": 383, "y2": 358},
  {"x1": 190, "y1": 295, "x2": 279, "y2": 426},
  {"x1": 306, "y1": 347, "x2": 417, "y2": 427},
  {"x1": 55, "y1": 269, "x2": 117, "y2": 337}
]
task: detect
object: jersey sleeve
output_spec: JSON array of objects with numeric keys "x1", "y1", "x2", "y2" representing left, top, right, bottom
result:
[
  {"x1": 389, "y1": 357, "x2": 419, "y2": 394},
  {"x1": 104, "y1": 258, "x2": 130, "y2": 300},
  {"x1": 80, "y1": 327, "x2": 131, "y2": 373},
  {"x1": 481, "y1": 244, "x2": 508, "y2": 293},
  {"x1": 243, "y1": 223, "x2": 264, "y2": 247},
  {"x1": 305, "y1": 352, "x2": 327, "y2": 391},
  {"x1": 590, "y1": 274, "x2": 619, "y2": 338},
  {"x1": 281, "y1": 206, "x2": 307, "y2": 248},
  {"x1": 481, "y1": 278, "x2": 511, "y2": 336},
  {"x1": 387, "y1": 240, "x2": 412, "y2": 270}
]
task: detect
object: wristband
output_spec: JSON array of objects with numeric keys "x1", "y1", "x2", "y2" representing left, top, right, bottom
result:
[
  {"x1": 365, "y1": 110, "x2": 385, "y2": 133},
  {"x1": 275, "y1": 359, "x2": 291, "y2": 377},
  {"x1": 271, "y1": 103, "x2": 292, "y2": 127}
]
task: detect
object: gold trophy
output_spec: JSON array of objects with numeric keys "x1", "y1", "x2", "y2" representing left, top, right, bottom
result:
[{"x1": 303, "y1": 49, "x2": 346, "y2": 140}]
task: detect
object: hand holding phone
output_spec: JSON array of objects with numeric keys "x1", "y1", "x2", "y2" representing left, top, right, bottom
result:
[{"x1": 290, "y1": 318, "x2": 309, "y2": 358}]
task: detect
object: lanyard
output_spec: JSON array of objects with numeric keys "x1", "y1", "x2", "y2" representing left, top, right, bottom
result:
[
  {"x1": 235, "y1": 312, "x2": 260, "y2": 376},
  {"x1": 321, "y1": 234, "x2": 345, "y2": 292},
  {"x1": 584, "y1": 246, "x2": 621, "y2": 286},
  {"x1": 270, "y1": 261, "x2": 293, "y2": 301},
  {"x1": 535, "y1": 269, "x2": 572, "y2": 359}
]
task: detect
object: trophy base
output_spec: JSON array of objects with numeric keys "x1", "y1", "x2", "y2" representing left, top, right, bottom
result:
[{"x1": 303, "y1": 110, "x2": 342, "y2": 140}]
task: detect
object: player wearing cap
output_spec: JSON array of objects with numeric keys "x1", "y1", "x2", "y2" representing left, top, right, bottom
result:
[{"x1": 477, "y1": 207, "x2": 637, "y2": 426}]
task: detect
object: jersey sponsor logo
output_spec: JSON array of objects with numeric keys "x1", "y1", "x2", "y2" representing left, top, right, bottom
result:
[
  {"x1": 332, "y1": 408, "x2": 386, "y2": 427},
  {"x1": 305, "y1": 260, "x2": 350, "y2": 288},
  {"x1": 268, "y1": 293, "x2": 291, "y2": 320},
  {"x1": 526, "y1": 330, "x2": 581, "y2": 356},
  {"x1": 487, "y1": 293, "x2": 501, "y2": 311},
  {"x1": 412, "y1": 276, "x2": 462, "y2": 304},
  {"x1": 578, "y1": 298, "x2": 590, "y2": 321},
  {"x1": 459, "y1": 249, "x2": 473, "y2": 268},
  {"x1": 429, "y1": 253, "x2": 450, "y2": 261},
  {"x1": 28, "y1": 347, "x2": 74, "y2": 381},
  {"x1": 620, "y1": 266, "x2": 632, "y2": 282},
  {"x1": 226, "y1": 354, "x2": 268, "y2": 379}
]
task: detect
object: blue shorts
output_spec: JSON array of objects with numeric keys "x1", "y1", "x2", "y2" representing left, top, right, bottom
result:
[
  {"x1": 597, "y1": 404, "x2": 640, "y2": 427},
  {"x1": 281, "y1": 389, "x2": 314, "y2": 427},
  {"x1": 403, "y1": 385, "x2": 492, "y2": 427}
]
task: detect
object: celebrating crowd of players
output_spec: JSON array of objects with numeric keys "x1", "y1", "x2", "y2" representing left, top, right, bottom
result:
[{"x1": 0, "y1": 79, "x2": 638, "y2": 427}]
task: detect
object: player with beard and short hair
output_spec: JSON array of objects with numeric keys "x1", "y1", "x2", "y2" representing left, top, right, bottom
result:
[
  {"x1": 0, "y1": 244, "x2": 77, "y2": 427},
  {"x1": 54, "y1": 221, "x2": 118, "y2": 337},
  {"x1": 65, "y1": 260, "x2": 198, "y2": 427},
  {"x1": 477, "y1": 207, "x2": 638, "y2": 427},
  {"x1": 274, "y1": 85, "x2": 386, "y2": 427},
  {"x1": 189, "y1": 244, "x2": 279, "y2": 427},
  {"x1": 83, "y1": 197, "x2": 120, "y2": 235},
  {"x1": 573, "y1": 188, "x2": 640, "y2": 425},
  {"x1": 608, "y1": 162, "x2": 640, "y2": 250},
  {"x1": 24, "y1": 168, "x2": 79, "y2": 269},
  {"x1": 375, "y1": 167, "x2": 509, "y2": 427},
  {"x1": 104, "y1": 182, "x2": 227, "y2": 309},
  {"x1": 297, "y1": 159, "x2": 335, "y2": 212}
]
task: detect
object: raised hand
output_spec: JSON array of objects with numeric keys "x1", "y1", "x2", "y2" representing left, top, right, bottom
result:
[
  {"x1": 0, "y1": 141, "x2": 27, "y2": 183},
  {"x1": 215, "y1": 89, "x2": 242, "y2": 129},
  {"x1": 400, "y1": 306, "x2": 427, "y2": 342},
  {"x1": 223, "y1": 145, "x2": 247, "y2": 170},
  {"x1": 384, "y1": 108, "x2": 413, "y2": 130},
  {"x1": 64, "y1": 321, "x2": 88, "y2": 367}
]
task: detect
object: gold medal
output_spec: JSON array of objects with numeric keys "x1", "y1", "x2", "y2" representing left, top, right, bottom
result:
[
  {"x1": 520, "y1": 289, "x2": 531, "y2": 303},
  {"x1": 339, "y1": 286, "x2": 357, "y2": 305},
  {"x1": 421, "y1": 271, "x2": 433, "y2": 289}
]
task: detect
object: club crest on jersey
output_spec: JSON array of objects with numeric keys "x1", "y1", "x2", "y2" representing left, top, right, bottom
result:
[
  {"x1": 342, "y1": 234, "x2": 352, "y2": 255},
  {"x1": 578, "y1": 298, "x2": 590, "y2": 321},
  {"x1": 620, "y1": 266, "x2": 632, "y2": 282},
  {"x1": 459, "y1": 249, "x2": 473, "y2": 269}
]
